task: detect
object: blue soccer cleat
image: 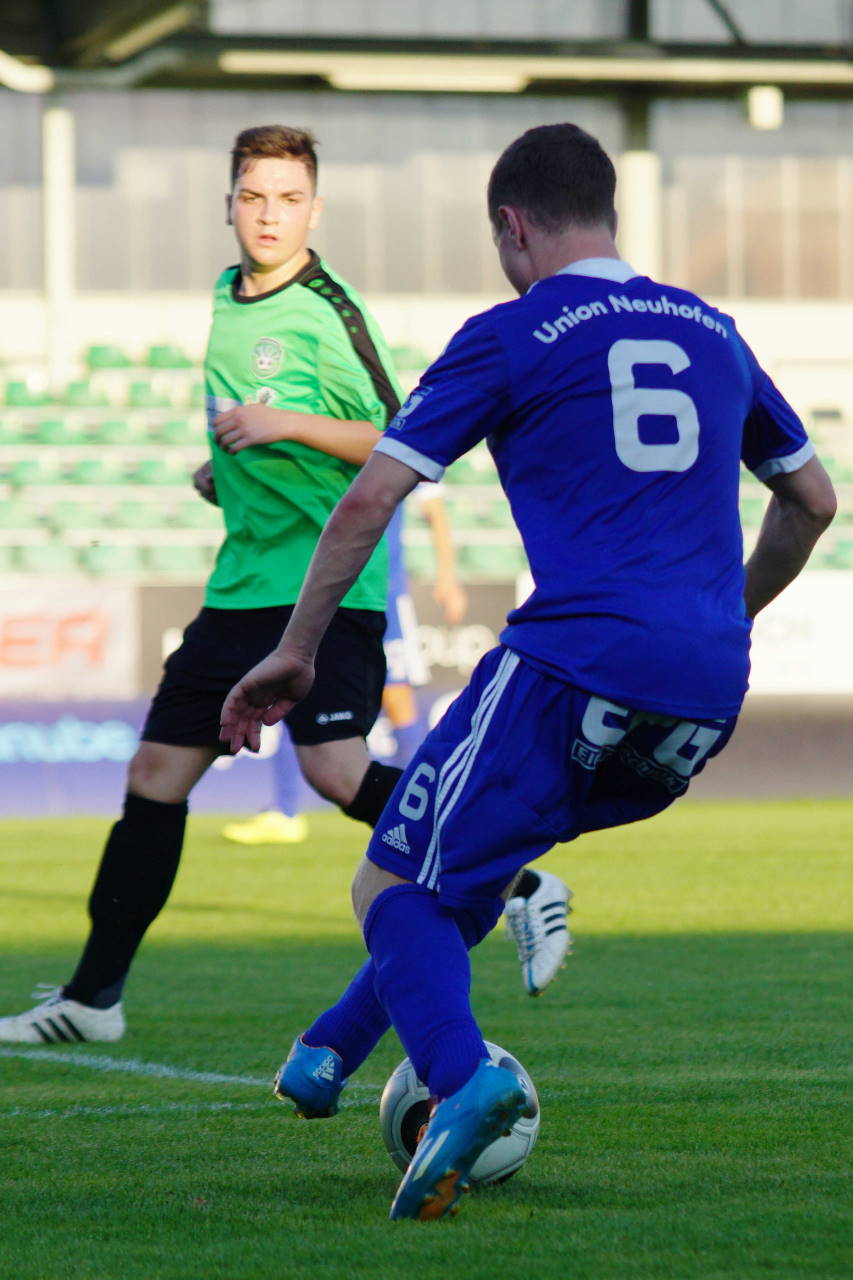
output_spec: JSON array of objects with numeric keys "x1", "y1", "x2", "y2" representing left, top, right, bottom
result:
[
  {"x1": 389, "y1": 1058, "x2": 528, "y2": 1221},
  {"x1": 273, "y1": 1035, "x2": 345, "y2": 1118}
]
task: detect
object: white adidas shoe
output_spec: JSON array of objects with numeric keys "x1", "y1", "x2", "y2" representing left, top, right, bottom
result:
[
  {"x1": 504, "y1": 870, "x2": 573, "y2": 997},
  {"x1": 0, "y1": 986, "x2": 126, "y2": 1043}
]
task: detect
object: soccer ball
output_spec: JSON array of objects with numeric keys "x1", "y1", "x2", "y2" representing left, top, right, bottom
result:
[{"x1": 379, "y1": 1040, "x2": 540, "y2": 1185}]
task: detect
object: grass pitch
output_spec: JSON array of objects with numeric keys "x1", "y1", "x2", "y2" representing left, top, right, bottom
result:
[{"x1": 0, "y1": 801, "x2": 849, "y2": 1280}]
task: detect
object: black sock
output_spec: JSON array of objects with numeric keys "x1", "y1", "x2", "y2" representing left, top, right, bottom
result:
[
  {"x1": 513, "y1": 869, "x2": 542, "y2": 899},
  {"x1": 63, "y1": 793, "x2": 187, "y2": 1008},
  {"x1": 342, "y1": 762, "x2": 403, "y2": 828}
]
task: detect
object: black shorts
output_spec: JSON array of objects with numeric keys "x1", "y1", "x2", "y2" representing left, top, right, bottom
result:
[{"x1": 141, "y1": 605, "x2": 386, "y2": 751}]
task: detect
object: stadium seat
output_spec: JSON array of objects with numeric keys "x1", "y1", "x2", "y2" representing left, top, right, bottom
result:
[
  {"x1": 109, "y1": 498, "x2": 166, "y2": 528},
  {"x1": 0, "y1": 499, "x2": 40, "y2": 528},
  {"x1": 130, "y1": 457, "x2": 185, "y2": 485},
  {"x1": 401, "y1": 543, "x2": 436, "y2": 579},
  {"x1": 63, "y1": 380, "x2": 111, "y2": 408},
  {"x1": 460, "y1": 543, "x2": 528, "y2": 577},
  {"x1": 155, "y1": 417, "x2": 197, "y2": 444},
  {"x1": 146, "y1": 344, "x2": 194, "y2": 369},
  {"x1": 34, "y1": 418, "x2": 86, "y2": 445},
  {"x1": 127, "y1": 381, "x2": 173, "y2": 409},
  {"x1": 15, "y1": 542, "x2": 80, "y2": 573},
  {"x1": 0, "y1": 544, "x2": 18, "y2": 572},
  {"x1": 65, "y1": 457, "x2": 124, "y2": 485},
  {"x1": 145, "y1": 544, "x2": 212, "y2": 574},
  {"x1": 739, "y1": 495, "x2": 766, "y2": 526},
  {"x1": 5, "y1": 456, "x2": 62, "y2": 486},
  {"x1": 0, "y1": 420, "x2": 28, "y2": 444},
  {"x1": 84, "y1": 344, "x2": 132, "y2": 370},
  {"x1": 173, "y1": 498, "x2": 221, "y2": 529},
  {"x1": 49, "y1": 500, "x2": 107, "y2": 531},
  {"x1": 5, "y1": 380, "x2": 50, "y2": 407},
  {"x1": 79, "y1": 543, "x2": 145, "y2": 575},
  {"x1": 86, "y1": 419, "x2": 133, "y2": 445}
]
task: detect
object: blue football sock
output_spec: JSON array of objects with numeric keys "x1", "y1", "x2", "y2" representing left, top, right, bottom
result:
[
  {"x1": 364, "y1": 883, "x2": 489, "y2": 1100},
  {"x1": 303, "y1": 960, "x2": 390, "y2": 1078}
]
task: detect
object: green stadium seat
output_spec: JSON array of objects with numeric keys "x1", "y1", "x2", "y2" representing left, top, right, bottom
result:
[
  {"x1": 5, "y1": 456, "x2": 62, "y2": 486},
  {"x1": 146, "y1": 344, "x2": 194, "y2": 370},
  {"x1": 739, "y1": 495, "x2": 766, "y2": 526},
  {"x1": 130, "y1": 457, "x2": 184, "y2": 485},
  {"x1": 0, "y1": 420, "x2": 28, "y2": 444},
  {"x1": 49, "y1": 500, "x2": 107, "y2": 531},
  {"x1": 5, "y1": 380, "x2": 50, "y2": 407},
  {"x1": 79, "y1": 543, "x2": 145, "y2": 575},
  {"x1": 34, "y1": 418, "x2": 86, "y2": 445},
  {"x1": 155, "y1": 417, "x2": 197, "y2": 444},
  {"x1": 0, "y1": 499, "x2": 40, "y2": 528},
  {"x1": 145, "y1": 544, "x2": 212, "y2": 574},
  {"x1": 460, "y1": 543, "x2": 528, "y2": 577},
  {"x1": 111, "y1": 499, "x2": 168, "y2": 529},
  {"x1": 15, "y1": 542, "x2": 80, "y2": 573},
  {"x1": 65, "y1": 457, "x2": 124, "y2": 485},
  {"x1": 86, "y1": 419, "x2": 133, "y2": 445},
  {"x1": 173, "y1": 498, "x2": 221, "y2": 529},
  {"x1": 85, "y1": 344, "x2": 132, "y2": 370},
  {"x1": 831, "y1": 540, "x2": 853, "y2": 569},
  {"x1": 63, "y1": 380, "x2": 111, "y2": 408},
  {"x1": 127, "y1": 381, "x2": 173, "y2": 409}
]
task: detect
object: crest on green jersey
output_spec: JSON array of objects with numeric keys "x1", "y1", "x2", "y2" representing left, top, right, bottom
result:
[{"x1": 251, "y1": 336, "x2": 284, "y2": 379}]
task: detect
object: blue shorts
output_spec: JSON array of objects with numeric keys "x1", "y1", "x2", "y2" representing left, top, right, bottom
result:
[{"x1": 367, "y1": 646, "x2": 737, "y2": 912}]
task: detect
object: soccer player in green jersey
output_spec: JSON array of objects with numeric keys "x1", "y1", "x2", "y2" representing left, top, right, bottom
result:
[
  {"x1": 0, "y1": 125, "x2": 406, "y2": 1044},
  {"x1": 0, "y1": 123, "x2": 569, "y2": 1045}
]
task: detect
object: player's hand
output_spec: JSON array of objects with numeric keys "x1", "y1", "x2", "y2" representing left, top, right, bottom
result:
[
  {"x1": 219, "y1": 647, "x2": 316, "y2": 754},
  {"x1": 192, "y1": 460, "x2": 219, "y2": 505},
  {"x1": 433, "y1": 576, "x2": 468, "y2": 626},
  {"x1": 213, "y1": 403, "x2": 297, "y2": 453}
]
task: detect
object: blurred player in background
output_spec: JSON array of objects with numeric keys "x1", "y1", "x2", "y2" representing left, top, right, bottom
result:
[{"x1": 219, "y1": 123, "x2": 836, "y2": 1220}]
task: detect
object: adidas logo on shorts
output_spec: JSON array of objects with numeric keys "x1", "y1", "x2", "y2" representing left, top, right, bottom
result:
[{"x1": 381, "y1": 823, "x2": 411, "y2": 855}]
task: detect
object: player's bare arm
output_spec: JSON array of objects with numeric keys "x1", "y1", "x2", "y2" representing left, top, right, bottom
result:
[
  {"x1": 192, "y1": 459, "x2": 218, "y2": 505},
  {"x1": 220, "y1": 451, "x2": 420, "y2": 753},
  {"x1": 421, "y1": 494, "x2": 468, "y2": 625},
  {"x1": 744, "y1": 455, "x2": 836, "y2": 618},
  {"x1": 213, "y1": 403, "x2": 379, "y2": 465}
]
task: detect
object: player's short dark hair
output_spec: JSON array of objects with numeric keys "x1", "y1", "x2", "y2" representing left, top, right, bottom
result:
[
  {"x1": 230, "y1": 125, "x2": 318, "y2": 188},
  {"x1": 487, "y1": 123, "x2": 616, "y2": 234}
]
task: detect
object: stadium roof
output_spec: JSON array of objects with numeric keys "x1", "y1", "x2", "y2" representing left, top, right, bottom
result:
[{"x1": 1, "y1": 0, "x2": 851, "y2": 97}]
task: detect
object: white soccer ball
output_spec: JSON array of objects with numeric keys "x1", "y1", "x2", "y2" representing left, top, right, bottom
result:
[{"x1": 379, "y1": 1040, "x2": 540, "y2": 1185}]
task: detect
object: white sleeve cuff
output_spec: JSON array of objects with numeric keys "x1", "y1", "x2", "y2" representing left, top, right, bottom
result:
[
  {"x1": 752, "y1": 440, "x2": 815, "y2": 483},
  {"x1": 374, "y1": 436, "x2": 446, "y2": 482}
]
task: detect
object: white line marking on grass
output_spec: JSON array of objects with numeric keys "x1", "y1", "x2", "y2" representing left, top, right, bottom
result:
[
  {"x1": 0, "y1": 1100, "x2": 271, "y2": 1121},
  {"x1": 0, "y1": 1046, "x2": 381, "y2": 1094},
  {"x1": 0, "y1": 1047, "x2": 267, "y2": 1087}
]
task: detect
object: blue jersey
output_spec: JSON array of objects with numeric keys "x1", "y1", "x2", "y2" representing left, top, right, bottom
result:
[{"x1": 374, "y1": 259, "x2": 813, "y2": 719}]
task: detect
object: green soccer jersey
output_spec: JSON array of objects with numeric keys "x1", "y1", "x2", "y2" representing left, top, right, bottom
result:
[{"x1": 203, "y1": 251, "x2": 402, "y2": 610}]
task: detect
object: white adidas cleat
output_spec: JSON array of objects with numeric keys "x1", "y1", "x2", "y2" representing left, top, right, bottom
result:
[
  {"x1": 0, "y1": 986, "x2": 126, "y2": 1043},
  {"x1": 504, "y1": 870, "x2": 573, "y2": 997}
]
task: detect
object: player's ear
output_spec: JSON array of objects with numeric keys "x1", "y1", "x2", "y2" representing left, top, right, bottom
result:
[
  {"x1": 308, "y1": 195, "x2": 323, "y2": 231},
  {"x1": 499, "y1": 206, "x2": 524, "y2": 248}
]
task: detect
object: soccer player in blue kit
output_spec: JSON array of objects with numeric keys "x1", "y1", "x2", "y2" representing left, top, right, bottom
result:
[{"x1": 220, "y1": 124, "x2": 836, "y2": 1221}]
